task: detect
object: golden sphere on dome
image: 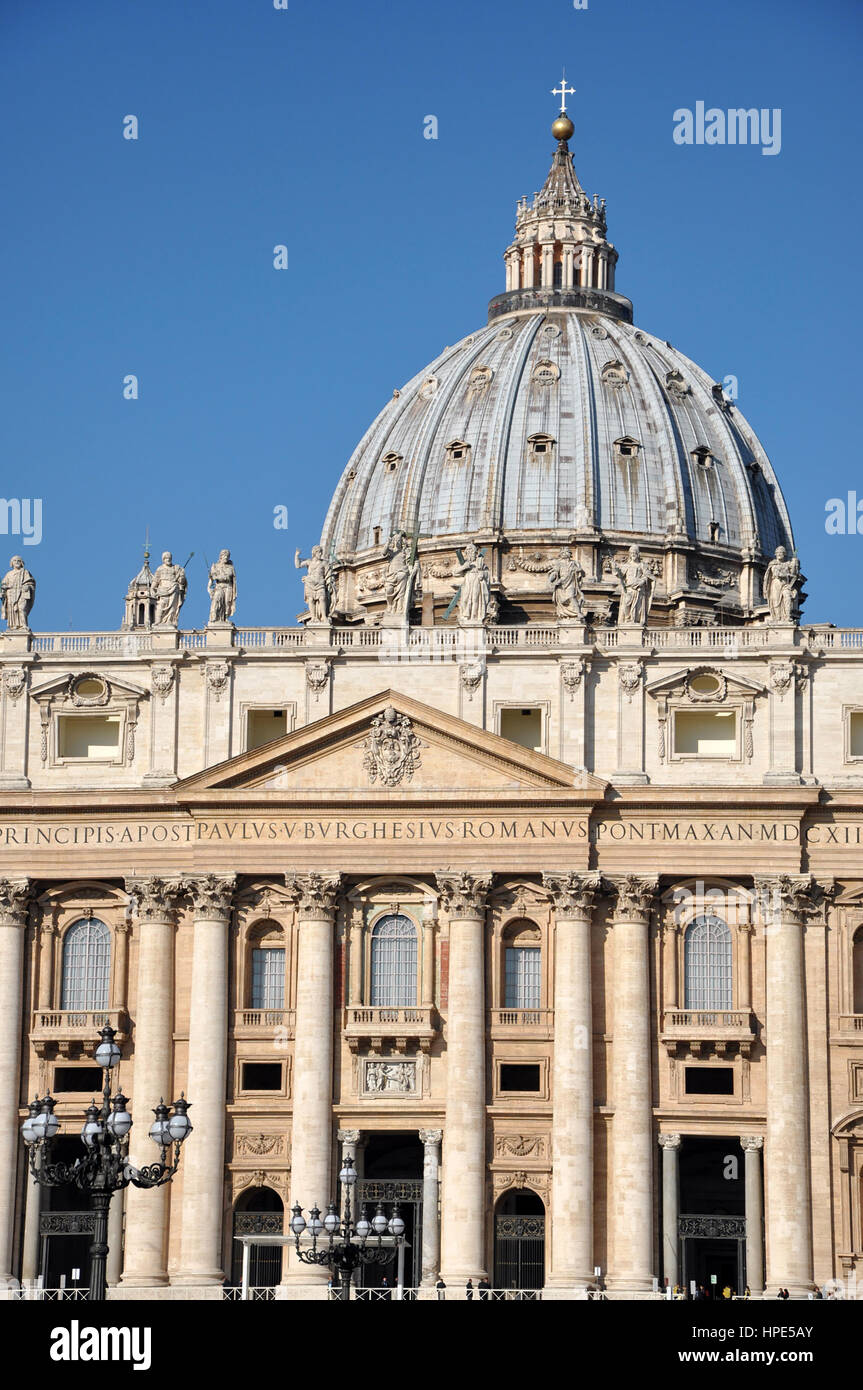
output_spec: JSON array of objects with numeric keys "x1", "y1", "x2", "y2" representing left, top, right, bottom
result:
[{"x1": 551, "y1": 112, "x2": 574, "y2": 141}]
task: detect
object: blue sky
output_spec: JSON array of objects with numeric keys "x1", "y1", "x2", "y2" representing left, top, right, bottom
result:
[{"x1": 1, "y1": 0, "x2": 861, "y2": 629}]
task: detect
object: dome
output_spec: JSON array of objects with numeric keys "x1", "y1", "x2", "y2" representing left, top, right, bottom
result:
[{"x1": 317, "y1": 112, "x2": 797, "y2": 629}]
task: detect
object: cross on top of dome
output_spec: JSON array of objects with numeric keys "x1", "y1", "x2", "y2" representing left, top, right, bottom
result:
[{"x1": 551, "y1": 74, "x2": 575, "y2": 112}]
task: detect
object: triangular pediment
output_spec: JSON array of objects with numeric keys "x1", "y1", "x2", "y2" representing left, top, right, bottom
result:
[
  {"x1": 646, "y1": 665, "x2": 766, "y2": 699},
  {"x1": 30, "y1": 671, "x2": 147, "y2": 702},
  {"x1": 174, "y1": 689, "x2": 606, "y2": 797}
]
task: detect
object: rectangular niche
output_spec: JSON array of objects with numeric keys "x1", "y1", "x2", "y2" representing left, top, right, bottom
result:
[
  {"x1": 57, "y1": 714, "x2": 121, "y2": 761},
  {"x1": 673, "y1": 709, "x2": 738, "y2": 759}
]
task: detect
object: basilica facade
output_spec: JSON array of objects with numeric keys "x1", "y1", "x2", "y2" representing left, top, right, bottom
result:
[{"x1": 1, "y1": 106, "x2": 863, "y2": 1301}]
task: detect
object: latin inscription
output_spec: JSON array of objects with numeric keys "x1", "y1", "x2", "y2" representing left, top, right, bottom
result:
[{"x1": 0, "y1": 816, "x2": 860, "y2": 847}]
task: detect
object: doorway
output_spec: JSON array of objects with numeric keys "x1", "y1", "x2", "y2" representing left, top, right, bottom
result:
[
  {"x1": 230, "y1": 1186, "x2": 283, "y2": 1286},
  {"x1": 677, "y1": 1137, "x2": 747, "y2": 1295},
  {"x1": 38, "y1": 1136, "x2": 94, "y2": 1291},
  {"x1": 493, "y1": 1189, "x2": 545, "y2": 1292},
  {"x1": 355, "y1": 1132, "x2": 423, "y2": 1291}
]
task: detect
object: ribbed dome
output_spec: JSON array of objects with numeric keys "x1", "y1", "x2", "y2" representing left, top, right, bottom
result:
[
  {"x1": 315, "y1": 111, "x2": 798, "y2": 629},
  {"x1": 321, "y1": 310, "x2": 792, "y2": 559}
]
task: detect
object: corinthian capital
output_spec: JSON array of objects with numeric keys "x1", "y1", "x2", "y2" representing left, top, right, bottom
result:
[
  {"x1": 608, "y1": 874, "x2": 658, "y2": 924},
  {"x1": 186, "y1": 873, "x2": 236, "y2": 920},
  {"x1": 285, "y1": 872, "x2": 342, "y2": 920},
  {"x1": 754, "y1": 874, "x2": 833, "y2": 925},
  {"x1": 542, "y1": 871, "x2": 601, "y2": 916},
  {"x1": 0, "y1": 878, "x2": 31, "y2": 927},
  {"x1": 127, "y1": 876, "x2": 187, "y2": 922},
  {"x1": 435, "y1": 871, "x2": 492, "y2": 919}
]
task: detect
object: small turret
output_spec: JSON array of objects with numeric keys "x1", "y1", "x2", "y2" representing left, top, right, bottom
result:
[{"x1": 123, "y1": 540, "x2": 156, "y2": 630}]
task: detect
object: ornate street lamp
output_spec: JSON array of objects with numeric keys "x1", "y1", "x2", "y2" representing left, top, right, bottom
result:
[
  {"x1": 291, "y1": 1158, "x2": 405, "y2": 1300},
  {"x1": 21, "y1": 1025, "x2": 192, "y2": 1301}
]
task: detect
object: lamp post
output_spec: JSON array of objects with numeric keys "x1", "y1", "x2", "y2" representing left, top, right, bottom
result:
[
  {"x1": 290, "y1": 1158, "x2": 405, "y2": 1300},
  {"x1": 21, "y1": 1025, "x2": 192, "y2": 1301}
]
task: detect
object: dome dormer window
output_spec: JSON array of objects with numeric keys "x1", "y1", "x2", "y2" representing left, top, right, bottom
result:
[
  {"x1": 532, "y1": 358, "x2": 560, "y2": 387},
  {"x1": 444, "y1": 439, "x2": 471, "y2": 466},
  {"x1": 614, "y1": 436, "x2": 640, "y2": 460},
  {"x1": 381, "y1": 452, "x2": 403, "y2": 474},
  {"x1": 692, "y1": 446, "x2": 713, "y2": 469},
  {"x1": 467, "y1": 365, "x2": 494, "y2": 400},
  {"x1": 527, "y1": 433, "x2": 556, "y2": 465},
  {"x1": 602, "y1": 360, "x2": 629, "y2": 390}
]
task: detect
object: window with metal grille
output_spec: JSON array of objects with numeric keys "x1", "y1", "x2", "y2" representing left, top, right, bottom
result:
[
  {"x1": 369, "y1": 914, "x2": 417, "y2": 1007},
  {"x1": 251, "y1": 948, "x2": 285, "y2": 1010},
  {"x1": 504, "y1": 946, "x2": 541, "y2": 1008},
  {"x1": 684, "y1": 914, "x2": 732, "y2": 1010},
  {"x1": 60, "y1": 918, "x2": 111, "y2": 1011}
]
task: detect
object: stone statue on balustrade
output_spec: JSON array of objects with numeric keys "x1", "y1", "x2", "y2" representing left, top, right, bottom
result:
[
  {"x1": 295, "y1": 544, "x2": 334, "y2": 624},
  {"x1": 763, "y1": 545, "x2": 800, "y2": 623},
  {"x1": 383, "y1": 531, "x2": 419, "y2": 620},
  {"x1": 547, "y1": 547, "x2": 586, "y2": 620},
  {"x1": 613, "y1": 544, "x2": 654, "y2": 627},
  {"x1": 1, "y1": 556, "x2": 35, "y2": 630},
  {"x1": 208, "y1": 549, "x2": 237, "y2": 624},
  {"x1": 152, "y1": 552, "x2": 188, "y2": 626},
  {"x1": 453, "y1": 542, "x2": 493, "y2": 627}
]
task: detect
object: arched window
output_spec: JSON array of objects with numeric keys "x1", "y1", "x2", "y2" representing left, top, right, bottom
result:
[
  {"x1": 684, "y1": 914, "x2": 732, "y2": 1010},
  {"x1": 503, "y1": 920, "x2": 542, "y2": 1009},
  {"x1": 251, "y1": 947, "x2": 285, "y2": 1010},
  {"x1": 853, "y1": 927, "x2": 863, "y2": 1015},
  {"x1": 60, "y1": 918, "x2": 111, "y2": 1011},
  {"x1": 370, "y1": 914, "x2": 417, "y2": 1007}
]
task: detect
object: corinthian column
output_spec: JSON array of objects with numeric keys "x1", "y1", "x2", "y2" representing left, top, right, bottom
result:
[
  {"x1": 756, "y1": 875, "x2": 817, "y2": 1296},
  {"x1": 608, "y1": 875, "x2": 658, "y2": 1292},
  {"x1": 437, "y1": 871, "x2": 491, "y2": 1282},
  {"x1": 284, "y1": 872, "x2": 341, "y2": 1284},
  {"x1": 175, "y1": 874, "x2": 235, "y2": 1285},
  {"x1": 122, "y1": 877, "x2": 184, "y2": 1287},
  {"x1": 419, "y1": 1128, "x2": 442, "y2": 1284},
  {"x1": 543, "y1": 871, "x2": 600, "y2": 1289},
  {"x1": 0, "y1": 880, "x2": 31, "y2": 1287}
]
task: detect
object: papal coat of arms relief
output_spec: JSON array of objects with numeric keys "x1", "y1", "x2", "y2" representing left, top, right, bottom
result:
[{"x1": 362, "y1": 705, "x2": 425, "y2": 787}]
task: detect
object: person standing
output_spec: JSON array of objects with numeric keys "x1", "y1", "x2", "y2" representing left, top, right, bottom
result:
[
  {"x1": 435, "y1": 1277, "x2": 446, "y2": 1301},
  {"x1": 465, "y1": 1278, "x2": 474, "y2": 1301}
]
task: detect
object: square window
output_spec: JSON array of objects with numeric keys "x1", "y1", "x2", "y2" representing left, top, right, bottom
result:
[
  {"x1": 684, "y1": 1066, "x2": 734, "y2": 1096},
  {"x1": 54, "y1": 1066, "x2": 103, "y2": 1092},
  {"x1": 58, "y1": 715, "x2": 121, "y2": 760},
  {"x1": 673, "y1": 709, "x2": 737, "y2": 758},
  {"x1": 246, "y1": 709, "x2": 288, "y2": 751},
  {"x1": 500, "y1": 708, "x2": 543, "y2": 753},
  {"x1": 499, "y1": 1063, "x2": 541, "y2": 1093},
  {"x1": 241, "y1": 1062, "x2": 283, "y2": 1092}
]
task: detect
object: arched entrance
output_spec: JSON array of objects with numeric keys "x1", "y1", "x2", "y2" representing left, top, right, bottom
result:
[
  {"x1": 230, "y1": 1186, "x2": 283, "y2": 1287},
  {"x1": 493, "y1": 1189, "x2": 545, "y2": 1292}
]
